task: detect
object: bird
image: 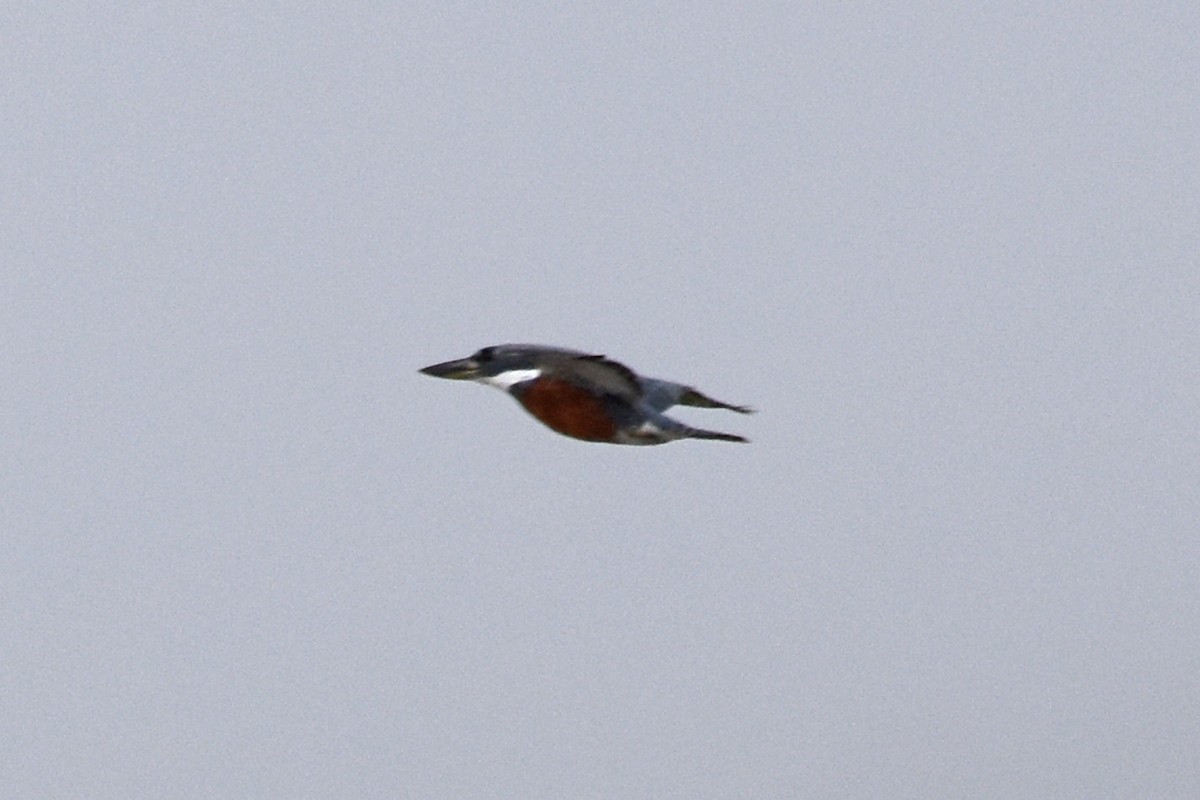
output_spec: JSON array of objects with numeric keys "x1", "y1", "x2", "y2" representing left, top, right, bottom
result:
[{"x1": 419, "y1": 344, "x2": 753, "y2": 445}]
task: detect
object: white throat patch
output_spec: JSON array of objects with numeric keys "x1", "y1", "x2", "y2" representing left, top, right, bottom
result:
[{"x1": 479, "y1": 367, "x2": 542, "y2": 390}]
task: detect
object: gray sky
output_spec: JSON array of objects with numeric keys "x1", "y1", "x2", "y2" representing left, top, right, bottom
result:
[{"x1": 5, "y1": 4, "x2": 1199, "y2": 798}]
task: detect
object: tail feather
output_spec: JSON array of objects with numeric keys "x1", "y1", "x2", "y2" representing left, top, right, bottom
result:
[{"x1": 684, "y1": 426, "x2": 749, "y2": 443}]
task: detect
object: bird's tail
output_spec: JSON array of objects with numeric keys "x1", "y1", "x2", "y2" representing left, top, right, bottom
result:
[{"x1": 683, "y1": 426, "x2": 749, "y2": 444}]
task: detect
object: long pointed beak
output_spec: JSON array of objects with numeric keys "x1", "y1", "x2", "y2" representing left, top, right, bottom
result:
[{"x1": 419, "y1": 356, "x2": 481, "y2": 380}]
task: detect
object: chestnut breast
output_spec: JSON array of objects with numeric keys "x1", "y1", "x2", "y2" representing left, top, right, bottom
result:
[{"x1": 515, "y1": 377, "x2": 620, "y2": 442}]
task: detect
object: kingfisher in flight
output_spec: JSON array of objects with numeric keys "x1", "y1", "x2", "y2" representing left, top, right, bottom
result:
[{"x1": 419, "y1": 344, "x2": 753, "y2": 445}]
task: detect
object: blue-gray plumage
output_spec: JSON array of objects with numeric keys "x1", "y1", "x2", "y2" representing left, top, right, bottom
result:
[{"x1": 419, "y1": 344, "x2": 753, "y2": 445}]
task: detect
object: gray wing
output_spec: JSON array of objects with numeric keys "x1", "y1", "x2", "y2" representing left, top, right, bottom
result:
[
  {"x1": 639, "y1": 378, "x2": 689, "y2": 412},
  {"x1": 639, "y1": 377, "x2": 754, "y2": 414},
  {"x1": 540, "y1": 352, "x2": 645, "y2": 403}
]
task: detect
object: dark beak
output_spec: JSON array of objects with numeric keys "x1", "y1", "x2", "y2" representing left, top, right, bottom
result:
[{"x1": 419, "y1": 356, "x2": 481, "y2": 380}]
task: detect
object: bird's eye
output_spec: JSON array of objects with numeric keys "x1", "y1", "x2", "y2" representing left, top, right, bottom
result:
[{"x1": 475, "y1": 347, "x2": 494, "y2": 361}]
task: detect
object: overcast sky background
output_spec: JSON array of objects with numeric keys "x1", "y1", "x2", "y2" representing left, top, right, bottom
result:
[{"x1": 5, "y1": 4, "x2": 1199, "y2": 798}]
